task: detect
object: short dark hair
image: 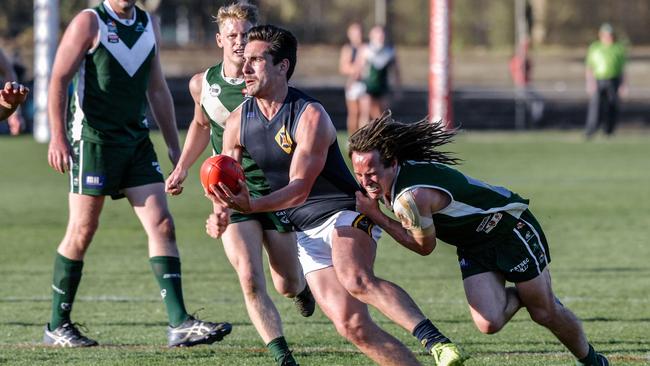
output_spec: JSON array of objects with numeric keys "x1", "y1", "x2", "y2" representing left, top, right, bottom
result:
[{"x1": 247, "y1": 24, "x2": 297, "y2": 80}]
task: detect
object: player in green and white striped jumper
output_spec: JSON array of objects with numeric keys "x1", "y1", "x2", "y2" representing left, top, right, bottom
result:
[
  {"x1": 349, "y1": 113, "x2": 609, "y2": 366},
  {"x1": 45, "y1": 0, "x2": 230, "y2": 348},
  {"x1": 165, "y1": 4, "x2": 311, "y2": 366}
]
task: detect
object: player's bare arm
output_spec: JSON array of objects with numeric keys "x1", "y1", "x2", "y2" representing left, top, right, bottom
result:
[
  {"x1": 281, "y1": 103, "x2": 335, "y2": 206},
  {"x1": 165, "y1": 72, "x2": 211, "y2": 195},
  {"x1": 361, "y1": 187, "x2": 449, "y2": 255},
  {"x1": 146, "y1": 17, "x2": 181, "y2": 166},
  {"x1": 47, "y1": 11, "x2": 98, "y2": 174},
  {"x1": 225, "y1": 103, "x2": 333, "y2": 214},
  {"x1": 354, "y1": 190, "x2": 430, "y2": 255}
]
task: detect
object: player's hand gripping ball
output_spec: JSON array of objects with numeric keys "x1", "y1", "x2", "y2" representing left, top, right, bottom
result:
[{"x1": 200, "y1": 155, "x2": 245, "y2": 195}]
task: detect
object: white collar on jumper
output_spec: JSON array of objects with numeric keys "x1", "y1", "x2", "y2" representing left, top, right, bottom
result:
[{"x1": 220, "y1": 63, "x2": 244, "y2": 85}]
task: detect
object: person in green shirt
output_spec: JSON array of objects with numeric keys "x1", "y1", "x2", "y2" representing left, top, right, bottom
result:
[
  {"x1": 349, "y1": 113, "x2": 609, "y2": 366},
  {"x1": 585, "y1": 23, "x2": 626, "y2": 138}
]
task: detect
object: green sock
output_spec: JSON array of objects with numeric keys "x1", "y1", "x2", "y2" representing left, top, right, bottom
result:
[
  {"x1": 149, "y1": 256, "x2": 189, "y2": 327},
  {"x1": 49, "y1": 253, "x2": 83, "y2": 329},
  {"x1": 267, "y1": 336, "x2": 298, "y2": 366}
]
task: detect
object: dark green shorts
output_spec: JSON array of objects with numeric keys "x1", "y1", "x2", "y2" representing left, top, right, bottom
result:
[
  {"x1": 457, "y1": 210, "x2": 551, "y2": 283},
  {"x1": 230, "y1": 210, "x2": 294, "y2": 233},
  {"x1": 69, "y1": 138, "x2": 164, "y2": 199}
]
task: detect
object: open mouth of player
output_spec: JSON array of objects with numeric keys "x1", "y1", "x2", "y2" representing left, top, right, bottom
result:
[{"x1": 364, "y1": 185, "x2": 380, "y2": 194}]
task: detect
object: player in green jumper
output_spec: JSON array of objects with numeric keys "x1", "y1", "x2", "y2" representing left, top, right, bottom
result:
[
  {"x1": 165, "y1": 4, "x2": 312, "y2": 365},
  {"x1": 349, "y1": 114, "x2": 609, "y2": 366},
  {"x1": 45, "y1": 0, "x2": 230, "y2": 348}
]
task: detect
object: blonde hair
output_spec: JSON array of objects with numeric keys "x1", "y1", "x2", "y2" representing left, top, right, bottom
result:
[{"x1": 214, "y1": 1, "x2": 258, "y2": 30}]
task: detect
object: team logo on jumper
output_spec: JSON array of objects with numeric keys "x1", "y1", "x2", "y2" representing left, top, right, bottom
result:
[
  {"x1": 274, "y1": 125, "x2": 293, "y2": 154},
  {"x1": 476, "y1": 212, "x2": 503, "y2": 233},
  {"x1": 135, "y1": 21, "x2": 145, "y2": 33},
  {"x1": 107, "y1": 21, "x2": 119, "y2": 43},
  {"x1": 209, "y1": 83, "x2": 222, "y2": 97},
  {"x1": 84, "y1": 174, "x2": 105, "y2": 188}
]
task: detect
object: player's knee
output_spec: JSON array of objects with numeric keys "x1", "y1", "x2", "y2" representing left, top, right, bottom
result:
[
  {"x1": 474, "y1": 317, "x2": 505, "y2": 334},
  {"x1": 238, "y1": 272, "x2": 265, "y2": 298},
  {"x1": 156, "y1": 215, "x2": 176, "y2": 241},
  {"x1": 527, "y1": 306, "x2": 555, "y2": 327},
  {"x1": 333, "y1": 316, "x2": 370, "y2": 345},
  {"x1": 339, "y1": 273, "x2": 374, "y2": 300},
  {"x1": 471, "y1": 309, "x2": 508, "y2": 334},
  {"x1": 272, "y1": 278, "x2": 300, "y2": 298},
  {"x1": 67, "y1": 219, "x2": 99, "y2": 246}
]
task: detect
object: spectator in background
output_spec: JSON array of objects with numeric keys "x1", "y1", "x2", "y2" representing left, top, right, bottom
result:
[
  {"x1": 339, "y1": 22, "x2": 367, "y2": 136},
  {"x1": 360, "y1": 25, "x2": 401, "y2": 126},
  {"x1": 584, "y1": 23, "x2": 626, "y2": 138},
  {"x1": 0, "y1": 48, "x2": 25, "y2": 135},
  {"x1": 509, "y1": 37, "x2": 544, "y2": 127}
]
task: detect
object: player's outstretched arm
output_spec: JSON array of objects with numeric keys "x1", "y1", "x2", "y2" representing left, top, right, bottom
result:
[
  {"x1": 166, "y1": 73, "x2": 211, "y2": 195},
  {"x1": 47, "y1": 11, "x2": 97, "y2": 174}
]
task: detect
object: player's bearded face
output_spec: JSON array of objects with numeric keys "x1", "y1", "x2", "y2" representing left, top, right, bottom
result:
[{"x1": 352, "y1": 150, "x2": 395, "y2": 200}]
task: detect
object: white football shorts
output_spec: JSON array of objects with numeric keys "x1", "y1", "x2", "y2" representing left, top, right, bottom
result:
[{"x1": 297, "y1": 210, "x2": 382, "y2": 275}]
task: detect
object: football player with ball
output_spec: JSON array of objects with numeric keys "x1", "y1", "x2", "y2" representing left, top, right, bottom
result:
[
  {"x1": 165, "y1": 3, "x2": 313, "y2": 365},
  {"x1": 208, "y1": 24, "x2": 466, "y2": 366}
]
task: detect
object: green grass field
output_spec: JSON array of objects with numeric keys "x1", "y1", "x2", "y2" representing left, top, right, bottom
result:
[{"x1": 1, "y1": 130, "x2": 649, "y2": 365}]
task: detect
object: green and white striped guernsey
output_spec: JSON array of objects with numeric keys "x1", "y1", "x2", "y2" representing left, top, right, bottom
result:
[
  {"x1": 200, "y1": 62, "x2": 270, "y2": 196},
  {"x1": 68, "y1": 1, "x2": 155, "y2": 146},
  {"x1": 391, "y1": 161, "x2": 530, "y2": 248}
]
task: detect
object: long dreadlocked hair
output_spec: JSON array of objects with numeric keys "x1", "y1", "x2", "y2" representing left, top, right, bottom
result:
[{"x1": 348, "y1": 111, "x2": 461, "y2": 167}]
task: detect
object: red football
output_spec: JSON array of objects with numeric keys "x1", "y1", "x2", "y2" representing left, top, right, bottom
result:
[{"x1": 199, "y1": 155, "x2": 245, "y2": 195}]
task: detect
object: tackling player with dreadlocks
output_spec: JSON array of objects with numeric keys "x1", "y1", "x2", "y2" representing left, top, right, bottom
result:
[{"x1": 348, "y1": 113, "x2": 609, "y2": 366}]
